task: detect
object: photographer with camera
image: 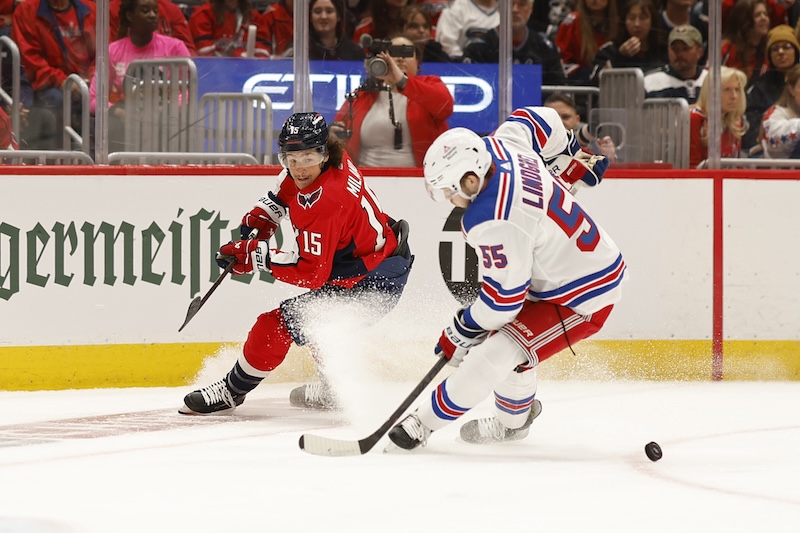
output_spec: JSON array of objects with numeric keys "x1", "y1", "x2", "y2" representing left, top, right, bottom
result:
[{"x1": 329, "y1": 35, "x2": 454, "y2": 167}]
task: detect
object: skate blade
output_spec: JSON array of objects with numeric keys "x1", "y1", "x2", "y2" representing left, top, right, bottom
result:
[{"x1": 177, "y1": 405, "x2": 237, "y2": 416}]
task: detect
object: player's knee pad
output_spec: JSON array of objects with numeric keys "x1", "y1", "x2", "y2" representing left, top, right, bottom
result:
[
  {"x1": 243, "y1": 308, "x2": 293, "y2": 372},
  {"x1": 459, "y1": 333, "x2": 530, "y2": 388}
]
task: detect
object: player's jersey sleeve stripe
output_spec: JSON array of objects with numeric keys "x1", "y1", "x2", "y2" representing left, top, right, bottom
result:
[
  {"x1": 528, "y1": 254, "x2": 626, "y2": 308},
  {"x1": 431, "y1": 380, "x2": 469, "y2": 421},
  {"x1": 486, "y1": 138, "x2": 514, "y2": 221},
  {"x1": 478, "y1": 276, "x2": 528, "y2": 312},
  {"x1": 508, "y1": 108, "x2": 552, "y2": 151}
]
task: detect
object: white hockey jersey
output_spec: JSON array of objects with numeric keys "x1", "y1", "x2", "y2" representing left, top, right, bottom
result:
[{"x1": 461, "y1": 107, "x2": 627, "y2": 331}]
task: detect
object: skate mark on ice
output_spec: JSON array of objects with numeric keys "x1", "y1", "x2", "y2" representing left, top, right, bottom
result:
[{"x1": 0, "y1": 398, "x2": 343, "y2": 447}]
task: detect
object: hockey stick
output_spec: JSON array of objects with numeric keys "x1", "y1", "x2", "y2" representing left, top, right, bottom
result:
[
  {"x1": 298, "y1": 355, "x2": 448, "y2": 457},
  {"x1": 178, "y1": 261, "x2": 234, "y2": 332},
  {"x1": 178, "y1": 229, "x2": 259, "y2": 332}
]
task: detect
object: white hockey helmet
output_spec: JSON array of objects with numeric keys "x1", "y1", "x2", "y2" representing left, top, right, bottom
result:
[{"x1": 423, "y1": 127, "x2": 492, "y2": 202}]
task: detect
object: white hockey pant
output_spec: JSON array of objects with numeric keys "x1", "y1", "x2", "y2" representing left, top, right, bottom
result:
[{"x1": 418, "y1": 331, "x2": 538, "y2": 432}]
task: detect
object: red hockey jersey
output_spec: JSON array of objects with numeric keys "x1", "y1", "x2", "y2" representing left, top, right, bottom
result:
[{"x1": 269, "y1": 152, "x2": 398, "y2": 289}]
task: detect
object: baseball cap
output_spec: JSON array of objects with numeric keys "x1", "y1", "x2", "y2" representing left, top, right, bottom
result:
[{"x1": 669, "y1": 25, "x2": 703, "y2": 47}]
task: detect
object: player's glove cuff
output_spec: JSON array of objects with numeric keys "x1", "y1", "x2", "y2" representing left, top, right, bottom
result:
[{"x1": 435, "y1": 309, "x2": 489, "y2": 367}]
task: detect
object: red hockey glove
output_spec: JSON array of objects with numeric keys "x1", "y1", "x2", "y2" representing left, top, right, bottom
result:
[
  {"x1": 240, "y1": 206, "x2": 278, "y2": 240},
  {"x1": 216, "y1": 239, "x2": 270, "y2": 275},
  {"x1": 434, "y1": 309, "x2": 489, "y2": 367},
  {"x1": 239, "y1": 193, "x2": 287, "y2": 240}
]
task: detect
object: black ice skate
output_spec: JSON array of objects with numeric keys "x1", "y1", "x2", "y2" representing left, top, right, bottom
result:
[
  {"x1": 459, "y1": 399, "x2": 542, "y2": 444},
  {"x1": 179, "y1": 379, "x2": 245, "y2": 415},
  {"x1": 289, "y1": 382, "x2": 337, "y2": 410},
  {"x1": 387, "y1": 413, "x2": 432, "y2": 450}
]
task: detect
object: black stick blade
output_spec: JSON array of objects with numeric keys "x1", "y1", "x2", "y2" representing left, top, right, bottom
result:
[{"x1": 178, "y1": 296, "x2": 203, "y2": 332}]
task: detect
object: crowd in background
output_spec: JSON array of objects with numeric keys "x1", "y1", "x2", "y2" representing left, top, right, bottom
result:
[{"x1": 3, "y1": 0, "x2": 800, "y2": 165}]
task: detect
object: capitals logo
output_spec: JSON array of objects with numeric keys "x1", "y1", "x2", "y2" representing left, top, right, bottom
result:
[{"x1": 298, "y1": 186, "x2": 322, "y2": 209}]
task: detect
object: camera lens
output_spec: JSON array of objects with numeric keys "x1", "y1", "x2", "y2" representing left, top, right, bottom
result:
[{"x1": 367, "y1": 57, "x2": 388, "y2": 77}]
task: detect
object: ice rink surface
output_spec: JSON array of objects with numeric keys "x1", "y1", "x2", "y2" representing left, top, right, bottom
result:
[{"x1": 1, "y1": 373, "x2": 798, "y2": 533}]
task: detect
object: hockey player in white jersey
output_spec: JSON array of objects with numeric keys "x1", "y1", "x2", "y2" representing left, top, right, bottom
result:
[{"x1": 388, "y1": 106, "x2": 626, "y2": 449}]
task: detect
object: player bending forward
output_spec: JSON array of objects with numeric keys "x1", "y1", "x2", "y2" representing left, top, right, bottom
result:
[
  {"x1": 388, "y1": 106, "x2": 626, "y2": 449},
  {"x1": 180, "y1": 112, "x2": 413, "y2": 415}
]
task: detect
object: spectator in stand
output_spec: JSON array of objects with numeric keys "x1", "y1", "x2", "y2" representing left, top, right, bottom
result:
[
  {"x1": 1, "y1": 47, "x2": 58, "y2": 150},
  {"x1": 689, "y1": 66, "x2": 748, "y2": 168},
  {"x1": 401, "y1": 4, "x2": 449, "y2": 63},
  {"x1": 12, "y1": 0, "x2": 96, "y2": 147},
  {"x1": 90, "y1": 0, "x2": 191, "y2": 152},
  {"x1": 262, "y1": 0, "x2": 294, "y2": 58},
  {"x1": 415, "y1": 0, "x2": 448, "y2": 30},
  {"x1": 762, "y1": 63, "x2": 800, "y2": 158},
  {"x1": 462, "y1": 0, "x2": 566, "y2": 86},
  {"x1": 110, "y1": 0, "x2": 196, "y2": 54},
  {"x1": 556, "y1": 0, "x2": 619, "y2": 84},
  {"x1": 353, "y1": 0, "x2": 411, "y2": 43},
  {"x1": 435, "y1": 0, "x2": 499, "y2": 61},
  {"x1": 644, "y1": 24, "x2": 707, "y2": 104},
  {"x1": 544, "y1": 91, "x2": 617, "y2": 163},
  {"x1": 0, "y1": 0, "x2": 20, "y2": 38},
  {"x1": 722, "y1": 0, "x2": 772, "y2": 87},
  {"x1": 744, "y1": 24, "x2": 799, "y2": 152},
  {"x1": 720, "y1": 0, "x2": 795, "y2": 29},
  {"x1": 592, "y1": 0, "x2": 663, "y2": 83},
  {"x1": 655, "y1": 0, "x2": 708, "y2": 64},
  {"x1": 190, "y1": 0, "x2": 270, "y2": 58},
  {"x1": 329, "y1": 35, "x2": 453, "y2": 166},
  {"x1": 0, "y1": 105, "x2": 18, "y2": 150},
  {"x1": 310, "y1": 0, "x2": 366, "y2": 60}
]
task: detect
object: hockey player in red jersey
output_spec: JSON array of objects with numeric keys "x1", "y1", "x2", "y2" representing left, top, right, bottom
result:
[
  {"x1": 388, "y1": 106, "x2": 625, "y2": 449},
  {"x1": 180, "y1": 112, "x2": 413, "y2": 415}
]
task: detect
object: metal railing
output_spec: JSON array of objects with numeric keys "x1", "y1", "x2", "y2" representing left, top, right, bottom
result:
[{"x1": 107, "y1": 152, "x2": 258, "y2": 165}]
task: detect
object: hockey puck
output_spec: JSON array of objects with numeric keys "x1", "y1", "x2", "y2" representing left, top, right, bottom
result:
[{"x1": 645, "y1": 441, "x2": 662, "y2": 461}]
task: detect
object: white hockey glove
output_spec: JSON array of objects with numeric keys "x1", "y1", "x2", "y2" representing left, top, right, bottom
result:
[
  {"x1": 547, "y1": 149, "x2": 609, "y2": 189},
  {"x1": 435, "y1": 309, "x2": 489, "y2": 367}
]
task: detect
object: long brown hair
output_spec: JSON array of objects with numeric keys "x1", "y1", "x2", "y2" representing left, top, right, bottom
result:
[
  {"x1": 775, "y1": 63, "x2": 800, "y2": 117},
  {"x1": 212, "y1": 0, "x2": 253, "y2": 28},
  {"x1": 723, "y1": 0, "x2": 767, "y2": 72},
  {"x1": 577, "y1": 0, "x2": 619, "y2": 63}
]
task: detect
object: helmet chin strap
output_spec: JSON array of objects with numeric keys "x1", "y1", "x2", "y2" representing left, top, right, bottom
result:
[{"x1": 456, "y1": 173, "x2": 485, "y2": 201}]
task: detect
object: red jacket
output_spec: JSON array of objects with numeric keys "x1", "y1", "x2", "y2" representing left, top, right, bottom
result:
[
  {"x1": 109, "y1": 0, "x2": 196, "y2": 54},
  {"x1": 12, "y1": 0, "x2": 96, "y2": 92},
  {"x1": 261, "y1": 1, "x2": 293, "y2": 57},
  {"x1": 189, "y1": 3, "x2": 270, "y2": 58},
  {"x1": 333, "y1": 74, "x2": 453, "y2": 167}
]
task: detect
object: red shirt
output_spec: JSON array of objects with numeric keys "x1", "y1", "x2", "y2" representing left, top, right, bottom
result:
[
  {"x1": 689, "y1": 108, "x2": 742, "y2": 167},
  {"x1": 555, "y1": 11, "x2": 609, "y2": 68},
  {"x1": 189, "y1": 4, "x2": 269, "y2": 58},
  {"x1": 0, "y1": 106, "x2": 18, "y2": 149},
  {"x1": 270, "y1": 151, "x2": 398, "y2": 289},
  {"x1": 721, "y1": 39, "x2": 768, "y2": 83}
]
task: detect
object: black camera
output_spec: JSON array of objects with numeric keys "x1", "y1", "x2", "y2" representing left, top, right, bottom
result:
[{"x1": 359, "y1": 35, "x2": 415, "y2": 78}]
